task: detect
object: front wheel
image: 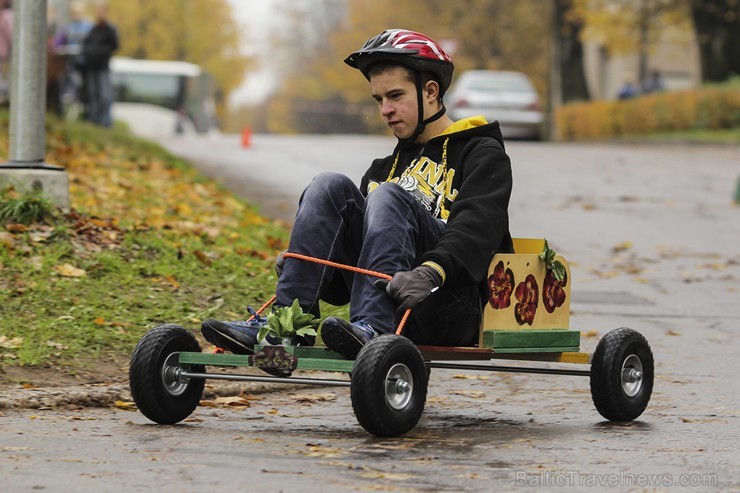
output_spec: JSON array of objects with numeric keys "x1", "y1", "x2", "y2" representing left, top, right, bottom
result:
[
  {"x1": 590, "y1": 327, "x2": 654, "y2": 421},
  {"x1": 129, "y1": 324, "x2": 205, "y2": 424},
  {"x1": 350, "y1": 335, "x2": 428, "y2": 437}
]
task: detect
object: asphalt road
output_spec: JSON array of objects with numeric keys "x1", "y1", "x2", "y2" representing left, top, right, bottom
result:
[{"x1": 1, "y1": 135, "x2": 738, "y2": 492}]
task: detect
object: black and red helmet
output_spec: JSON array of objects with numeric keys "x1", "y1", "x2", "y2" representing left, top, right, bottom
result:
[{"x1": 345, "y1": 29, "x2": 454, "y2": 94}]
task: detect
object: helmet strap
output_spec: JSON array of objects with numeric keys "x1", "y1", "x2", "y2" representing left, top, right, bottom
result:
[{"x1": 400, "y1": 71, "x2": 446, "y2": 147}]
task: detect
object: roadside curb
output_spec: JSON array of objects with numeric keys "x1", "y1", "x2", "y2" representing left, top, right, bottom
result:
[{"x1": 0, "y1": 371, "x2": 345, "y2": 410}]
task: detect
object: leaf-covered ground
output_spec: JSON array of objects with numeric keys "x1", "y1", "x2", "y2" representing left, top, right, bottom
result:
[{"x1": 0, "y1": 113, "x2": 289, "y2": 385}]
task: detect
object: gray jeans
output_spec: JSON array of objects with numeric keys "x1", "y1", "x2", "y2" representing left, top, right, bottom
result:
[
  {"x1": 84, "y1": 68, "x2": 113, "y2": 127},
  {"x1": 276, "y1": 172, "x2": 480, "y2": 346}
]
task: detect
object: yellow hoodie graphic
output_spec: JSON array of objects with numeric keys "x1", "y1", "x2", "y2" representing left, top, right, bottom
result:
[
  {"x1": 396, "y1": 156, "x2": 455, "y2": 219},
  {"x1": 367, "y1": 116, "x2": 487, "y2": 221}
]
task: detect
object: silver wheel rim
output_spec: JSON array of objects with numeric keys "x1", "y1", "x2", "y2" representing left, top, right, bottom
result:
[
  {"x1": 385, "y1": 363, "x2": 413, "y2": 410},
  {"x1": 621, "y1": 354, "x2": 643, "y2": 397},
  {"x1": 161, "y1": 352, "x2": 191, "y2": 397}
]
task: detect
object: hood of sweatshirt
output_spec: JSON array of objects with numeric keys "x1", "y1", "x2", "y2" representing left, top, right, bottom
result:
[{"x1": 433, "y1": 115, "x2": 506, "y2": 150}]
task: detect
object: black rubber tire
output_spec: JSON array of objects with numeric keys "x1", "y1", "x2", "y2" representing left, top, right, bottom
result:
[
  {"x1": 129, "y1": 324, "x2": 205, "y2": 424},
  {"x1": 350, "y1": 335, "x2": 428, "y2": 437},
  {"x1": 590, "y1": 327, "x2": 654, "y2": 421}
]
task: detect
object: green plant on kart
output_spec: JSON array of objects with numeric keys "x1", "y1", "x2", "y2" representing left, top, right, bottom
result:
[
  {"x1": 257, "y1": 299, "x2": 319, "y2": 345},
  {"x1": 0, "y1": 186, "x2": 56, "y2": 225},
  {"x1": 540, "y1": 239, "x2": 566, "y2": 281}
]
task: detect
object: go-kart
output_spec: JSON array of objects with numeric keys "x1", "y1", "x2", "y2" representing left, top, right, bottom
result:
[{"x1": 129, "y1": 238, "x2": 654, "y2": 437}]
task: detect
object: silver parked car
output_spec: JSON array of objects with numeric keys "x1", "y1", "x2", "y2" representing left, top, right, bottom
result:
[{"x1": 446, "y1": 70, "x2": 544, "y2": 140}]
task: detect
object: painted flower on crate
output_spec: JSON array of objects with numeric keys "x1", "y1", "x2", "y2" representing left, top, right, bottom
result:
[
  {"x1": 543, "y1": 268, "x2": 568, "y2": 313},
  {"x1": 488, "y1": 261, "x2": 515, "y2": 309},
  {"x1": 514, "y1": 274, "x2": 539, "y2": 325}
]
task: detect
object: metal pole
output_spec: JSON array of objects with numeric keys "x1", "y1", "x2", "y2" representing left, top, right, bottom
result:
[
  {"x1": 6, "y1": 0, "x2": 56, "y2": 168},
  {"x1": 427, "y1": 361, "x2": 590, "y2": 377},
  {"x1": 179, "y1": 370, "x2": 352, "y2": 388},
  {"x1": 0, "y1": 0, "x2": 68, "y2": 210}
]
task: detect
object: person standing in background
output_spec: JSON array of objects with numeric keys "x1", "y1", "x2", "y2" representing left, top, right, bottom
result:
[
  {"x1": 617, "y1": 73, "x2": 639, "y2": 101},
  {"x1": 81, "y1": 2, "x2": 118, "y2": 127},
  {"x1": 0, "y1": 0, "x2": 13, "y2": 104},
  {"x1": 51, "y1": 1, "x2": 92, "y2": 117},
  {"x1": 642, "y1": 70, "x2": 665, "y2": 94},
  {"x1": 55, "y1": 1, "x2": 93, "y2": 52}
]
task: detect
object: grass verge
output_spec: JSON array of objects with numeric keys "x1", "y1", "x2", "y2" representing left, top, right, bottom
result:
[{"x1": 0, "y1": 112, "x2": 290, "y2": 382}]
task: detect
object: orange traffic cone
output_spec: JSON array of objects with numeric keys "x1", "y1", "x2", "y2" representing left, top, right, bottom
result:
[{"x1": 241, "y1": 126, "x2": 252, "y2": 148}]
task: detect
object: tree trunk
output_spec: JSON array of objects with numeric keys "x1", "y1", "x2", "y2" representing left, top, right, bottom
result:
[
  {"x1": 556, "y1": 0, "x2": 590, "y2": 103},
  {"x1": 724, "y1": 5, "x2": 740, "y2": 76},
  {"x1": 637, "y1": 5, "x2": 650, "y2": 87},
  {"x1": 691, "y1": 0, "x2": 740, "y2": 82}
]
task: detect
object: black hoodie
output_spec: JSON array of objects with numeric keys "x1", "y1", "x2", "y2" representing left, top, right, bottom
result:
[
  {"x1": 82, "y1": 20, "x2": 118, "y2": 70},
  {"x1": 360, "y1": 116, "x2": 513, "y2": 291}
]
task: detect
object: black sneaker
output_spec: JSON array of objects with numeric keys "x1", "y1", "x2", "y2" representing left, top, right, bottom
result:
[
  {"x1": 201, "y1": 309, "x2": 268, "y2": 354},
  {"x1": 321, "y1": 317, "x2": 377, "y2": 360}
]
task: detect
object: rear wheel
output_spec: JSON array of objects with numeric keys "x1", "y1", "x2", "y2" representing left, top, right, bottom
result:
[
  {"x1": 590, "y1": 327, "x2": 654, "y2": 421},
  {"x1": 129, "y1": 324, "x2": 205, "y2": 424},
  {"x1": 350, "y1": 335, "x2": 428, "y2": 437}
]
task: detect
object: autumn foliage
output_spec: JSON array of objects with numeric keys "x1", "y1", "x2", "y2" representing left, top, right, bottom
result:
[
  {"x1": 106, "y1": 0, "x2": 252, "y2": 103},
  {"x1": 556, "y1": 80, "x2": 740, "y2": 140},
  {"x1": 0, "y1": 113, "x2": 287, "y2": 371},
  {"x1": 261, "y1": 0, "x2": 552, "y2": 135}
]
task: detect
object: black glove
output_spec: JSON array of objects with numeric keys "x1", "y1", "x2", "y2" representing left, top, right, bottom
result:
[
  {"x1": 376, "y1": 264, "x2": 443, "y2": 311},
  {"x1": 275, "y1": 250, "x2": 287, "y2": 277}
]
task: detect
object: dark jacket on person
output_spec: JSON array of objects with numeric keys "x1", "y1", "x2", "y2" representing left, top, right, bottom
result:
[
  {"x1": 360, "y1": 116, "x2": 514, "y2": 298},
  {"x1": 82, "y1": 20, "x2": 118, "y2": 70}
]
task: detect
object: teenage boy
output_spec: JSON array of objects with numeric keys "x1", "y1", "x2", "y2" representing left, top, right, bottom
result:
[{"x1": 202, "y1": 29, "x2": 513, "y2": 359}]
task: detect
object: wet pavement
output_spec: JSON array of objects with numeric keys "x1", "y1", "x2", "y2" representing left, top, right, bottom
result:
[
  {"x1": 2, "y1": 135, "x2": 739, "y2": 491},
  {"x1": 0, "y1": 368, "x2": 733, "y2": 491}
]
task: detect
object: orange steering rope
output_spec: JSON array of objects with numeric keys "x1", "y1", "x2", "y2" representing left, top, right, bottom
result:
[{"x1": 249, "y1": 252, "x2": 411, "y2": 336}]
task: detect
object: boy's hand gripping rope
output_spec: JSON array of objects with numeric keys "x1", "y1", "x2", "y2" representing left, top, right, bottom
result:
[{"x1": 248, "y1": 252, "x2": 411, "y2": 336}]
